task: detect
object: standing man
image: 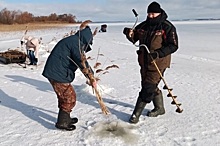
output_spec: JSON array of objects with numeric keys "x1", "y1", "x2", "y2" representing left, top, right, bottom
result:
[
  {"x1": 42, "y1": 21, "x2": 96, "y2": 131},
  {"x1": 123, "y1": 1, "x2": 178, "y2": 123}
]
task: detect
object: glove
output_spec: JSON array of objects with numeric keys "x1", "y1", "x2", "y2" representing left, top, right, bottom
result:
[
  {"x1": 123, "y1": 27, "x2": 135, "y2": 43},
  {"x1": 123, "y1": 27, "x2": 130, "y2": 35},
  {"x1": 149, "y1": 51, "x2": 159, "y2": 60},
  {"x1": 35, "y1": 58, "x2": 38, "y2": 63},
  {"x1": 123, "y1": 27, "x2": 133, "y2": 37},
  {"x1": 21, "y1": 41, "x2": 24, "y2": 45}
]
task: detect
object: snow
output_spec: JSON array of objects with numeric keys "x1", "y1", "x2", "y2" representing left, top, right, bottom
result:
[{"x1": 0, "y1": 21, "x2": 220, "y2": 146}]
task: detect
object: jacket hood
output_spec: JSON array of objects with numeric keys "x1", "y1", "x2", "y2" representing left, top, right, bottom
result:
[{"x1": 76, "y1": 26, "x2": 93, "y2": 52}]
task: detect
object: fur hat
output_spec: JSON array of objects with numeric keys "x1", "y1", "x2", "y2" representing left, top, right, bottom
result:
[
  {"x1": 80, "y1": 20, "x2": 92, "y2": 30},
  {"x1": 147, "y1": 1, "x2": 161, "y2": 13}
]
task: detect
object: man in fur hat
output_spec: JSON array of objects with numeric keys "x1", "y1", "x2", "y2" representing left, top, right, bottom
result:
[{"x1": 123, "y1": 1, "x2": 179, "y2": 123}]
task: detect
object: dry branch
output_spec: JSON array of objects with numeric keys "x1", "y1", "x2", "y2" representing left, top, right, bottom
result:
[
  {"x1": 94, "y1": 62, "x2": 101, "y2": 69},
  {"x1": 95, "y1": 69, "x2": 103, "y2": 73},
  {"x1": 105, "y1": 64, "x2": 119, "y2": 70}
]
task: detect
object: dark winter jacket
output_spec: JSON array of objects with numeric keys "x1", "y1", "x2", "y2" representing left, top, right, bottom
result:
[
  {"x1": 126, "y1": 10, "x2": 178, "y2": 70},
  {"x1": 42, "y1": 27, "x2": 93, "y2": 83}
]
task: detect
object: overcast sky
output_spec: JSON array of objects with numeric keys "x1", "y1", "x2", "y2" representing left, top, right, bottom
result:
[{"x1": 1, "y1": 0, "x2": 220, "y2": 22}]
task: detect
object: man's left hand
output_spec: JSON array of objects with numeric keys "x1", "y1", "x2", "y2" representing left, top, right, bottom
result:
[{"x1": 149, "y1": 52, "x2": 159, "y2": 60}]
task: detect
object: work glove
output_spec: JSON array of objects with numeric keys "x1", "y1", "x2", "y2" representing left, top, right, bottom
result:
[
  {"x1": 123, "y1": 27, "x2": 134, "y2": 38},
  {"x1": 123, "y1": 27, "x2": 131, "y2": 35},
  {"x1": 35, "y1": 58, "x2": 38, "y2": 63},
  {"x1": 21, "y1": 41, "x2": 24, "y2": 45},
  {"x1": 123, "y1": 27, "x2": 135, "y2": 42},
  {"x1": 149, "y1": 51, "x2": 159, "y2": 60}
]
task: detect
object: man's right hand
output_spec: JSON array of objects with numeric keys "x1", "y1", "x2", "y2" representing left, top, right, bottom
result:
[
  {"x1": 123, "y1": 27, "x2": 133, "y2": 37},
  {"x1": 86, "y1": 78, "x2": 97, "y2": 88},
  {"x1": 91, "y1": 80, "x2": 97, "y2": 88},
  {"x1": 123, "y1": 27, "x2": 135, "y2": 42},
  {"x1": 128, "y1": 29, "x2": 134, "y2": 38}
]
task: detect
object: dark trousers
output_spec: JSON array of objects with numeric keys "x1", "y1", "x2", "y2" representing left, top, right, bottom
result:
[
  {"x1": 139, "y1": 68, "x2": 166, "y2": 103},
  {"x1": 28, "y1": 50, "x2": 37, "y2": 65}
]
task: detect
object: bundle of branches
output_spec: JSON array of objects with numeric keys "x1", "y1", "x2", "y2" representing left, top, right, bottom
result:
[
  {"x1": 81, "y1": 53, "x2": 110, "y2": 115},
  {"x1": 68, "y1": 51, "x2": 110, "y2": 115},
  {"x1": 68, "y1": 20, "x2": 110, "y2": 115}
]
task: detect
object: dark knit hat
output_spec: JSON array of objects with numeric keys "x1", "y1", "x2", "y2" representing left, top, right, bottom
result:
[{"x1": 147, "y1": 1, "x2": 161, "y2": 13}]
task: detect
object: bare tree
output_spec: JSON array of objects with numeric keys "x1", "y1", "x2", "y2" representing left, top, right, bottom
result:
[
  {"x1": 0, "y1": 8, "x2": 78, "y2": 24},
  {"x1": 0, "y1": 8, "x2": 14, "y2": 24}
]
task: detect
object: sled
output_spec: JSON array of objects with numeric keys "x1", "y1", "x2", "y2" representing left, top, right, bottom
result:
[{"x1": 0, "y1": 49, "x2": 27, "y2": 64}]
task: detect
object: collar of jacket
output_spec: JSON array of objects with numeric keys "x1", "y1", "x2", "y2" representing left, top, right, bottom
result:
[{"x1": 146, "y1": 9, "x2": 168, "y2": 26}]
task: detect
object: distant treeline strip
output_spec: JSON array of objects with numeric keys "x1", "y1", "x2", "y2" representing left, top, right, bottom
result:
[{"x1": 0, "y1": 8, "x2": 80, "y2": 24}]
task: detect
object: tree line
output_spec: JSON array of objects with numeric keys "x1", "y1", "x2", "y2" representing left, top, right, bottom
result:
[{"x1": 0, "y1": 8, "x2": 79, "y2": 24}]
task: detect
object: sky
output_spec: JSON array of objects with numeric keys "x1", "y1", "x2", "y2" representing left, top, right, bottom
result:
[
  {"x1": 0, "y1": 0, "x2": 220, "y2": 22},
  {"x1": 0, "y1": 21, "x2": 220, "y2": 145}
]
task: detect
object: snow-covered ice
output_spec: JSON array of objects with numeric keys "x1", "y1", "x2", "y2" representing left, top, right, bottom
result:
[{"x1": 0, "y1": 21, "x2": 220, "y2": 146}]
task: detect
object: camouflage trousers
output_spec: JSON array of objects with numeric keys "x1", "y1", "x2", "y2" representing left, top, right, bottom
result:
[{"x1": 49, "y1": 79, "x2": 76, "y2": 113}]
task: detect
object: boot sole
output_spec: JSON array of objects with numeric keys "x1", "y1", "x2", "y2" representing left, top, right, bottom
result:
[
  {"x1": 55, "y1": 124, "x2": 76, "y2": 131},
  {"x1": 129, "y1": 115, "x2": 139, "y2": 124},
  {"x1": 147, "y1": 111, "x2": 165, "y2": 117},
  {"x1": 129, "y1": 119, "x2": 139, "y2": 124}
]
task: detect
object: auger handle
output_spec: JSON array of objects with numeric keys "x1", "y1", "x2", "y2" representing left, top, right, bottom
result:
[
  {"x1": 132, "y1": 9, "x2": 138, "y2": 17},
  {"x1": 131, "y1": 9, "x2": 139, "y2": 30}
]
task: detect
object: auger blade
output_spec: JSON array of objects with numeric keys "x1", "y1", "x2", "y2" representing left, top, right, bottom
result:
[
  {"x1": 171, "y1": 101, "x2": 175, "y2": 104},
  {"x1": 167, "y1": 93, "x2": 172, "y2": 97},
  {"x1": 176, "y1": 107, "x2": 183, "y2": 113},
  {"x1": 163, "y1": 85, "x2": 173, "y2": 91},
  {"x1": 171, "y1": 101, "x2": 182, "y2": 106},
  {"x1": 163, "y1": 85, "x2": 168, "y2": 89}
]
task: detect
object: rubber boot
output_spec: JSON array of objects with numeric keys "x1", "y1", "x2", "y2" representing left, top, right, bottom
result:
[
  {"x1": 147, "y1": 91, "x2": 165, "y2": 117},
  {"x1": 71, "y1": 117, "x2": 78, "y2": 124},
  {"x1": 129, "y1": 97, "x2": 147, "y2": 124},
  {"x1": 55, "y1": 109, "x2": 77, "y2": 131}
]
